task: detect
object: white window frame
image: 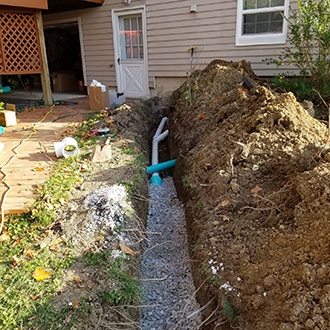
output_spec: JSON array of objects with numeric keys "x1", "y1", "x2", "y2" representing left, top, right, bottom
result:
[{"x1": 235, "y1": 0, "x2": 290, "y2": 46}]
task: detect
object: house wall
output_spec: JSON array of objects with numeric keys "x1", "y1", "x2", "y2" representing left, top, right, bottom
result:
[
  {"x1": 43, "y1": 0, "x2": 147, "y2": 90},
  {"x1": 43, "y1": 0, "x2": 298, "y2": 97},
  {"x1": 147, "y1": 0, "x2": 298, "y2": 96}
]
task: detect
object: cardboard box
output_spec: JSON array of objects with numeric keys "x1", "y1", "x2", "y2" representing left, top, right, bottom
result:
[
  {"x1": 0, "y1": 103, "x2": 16, "y2": 127},
  {"x1": 88, "y1": 86, "x2": 109, "y2": 111},
  {"x1": 51, "y1": 72, "x2": 77, "y2": 92}
]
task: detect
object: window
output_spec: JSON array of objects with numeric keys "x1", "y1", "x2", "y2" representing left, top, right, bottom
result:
[
  {"x1": 119, "y1": 15, "x2": 144, "y2": 60},
  {"x1": 236, "y1": 0, "x2": 289, "y2": 46}
]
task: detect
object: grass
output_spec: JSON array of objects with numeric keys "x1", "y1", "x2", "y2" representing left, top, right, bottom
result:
[
  {"x1": 0, "y1": 109, "x2": 145, "y2": 329},
  {"x1": 101, "y1": 254, "x2": 140, "y2": 306},
  {"x1": 120, "y1": 146, "x2": 147, "y2": 195},
  {"x1": 32, "y1": 157, "x2": 90, "y2": 227},
  {"x1": 0, "y1": 236, "x2": 77, "y2": 329},
  {"x1": 30, "y1": 298, "x2": 90, "y2": 330},
  {"x1": 0, "y1": 154, "x2": 88, "y2": 329}
]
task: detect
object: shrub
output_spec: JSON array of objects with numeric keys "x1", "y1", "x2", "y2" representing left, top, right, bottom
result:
[{"x1": 265, "y1": 0, "x2": 330, "y2": 100}]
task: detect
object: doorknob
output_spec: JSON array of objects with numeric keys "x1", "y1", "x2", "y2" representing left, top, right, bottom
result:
[{"x1": 117, "y1": 58, "x2": 121, "y2": 65}]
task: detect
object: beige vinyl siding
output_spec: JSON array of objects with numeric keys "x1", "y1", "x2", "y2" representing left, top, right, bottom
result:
[
  {"x1": 147, "y1": 0, "x2": 297, "y2": 83},
  {"x1": 42, "y1": 0, "x2": 298, "y2": 96},
  {"x1": 43, "y1": 0, "x2": 147, "y2": 89}
]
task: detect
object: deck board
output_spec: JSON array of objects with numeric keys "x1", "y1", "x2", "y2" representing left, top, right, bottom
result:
[{"x1": 0, "y1": 97, "x2": 92, "y2": 215}]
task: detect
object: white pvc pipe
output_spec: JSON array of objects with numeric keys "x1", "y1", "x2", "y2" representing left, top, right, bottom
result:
[
  {"x1": 150, "y1": 117, "x2": 169, "y2": 185},
  {"x1": 153, "y1": 117, "x2": 168, "y2": 140},
  {"x1": 53, "y1": 137, "x2": 80, "y2": 158},
  {"x1": 152, "y1": 130, "x2": 168, "y2": 166}
]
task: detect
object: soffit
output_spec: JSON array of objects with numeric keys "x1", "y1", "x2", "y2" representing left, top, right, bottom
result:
[{"x1": 46, "y1": 0, "x2": 105, "y2": 14}]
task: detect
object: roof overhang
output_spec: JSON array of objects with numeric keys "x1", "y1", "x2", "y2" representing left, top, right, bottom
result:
[
  {"x1": 0, "y1": 0, "x2": 105, "y2": 13},
  {"x1": 0, "y1": 0, "x2": 48, "y2": 10},
  {"x1": 46, "y1": 0, "x2": 105, "y2": 13}
]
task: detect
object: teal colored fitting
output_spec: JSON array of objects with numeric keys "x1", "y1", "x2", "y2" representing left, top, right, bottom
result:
[
  {"x1": 146, "y1": 159, "x2": 176, "y2": 174},
  {"x1": 150, "y1": 174, "x2": 162, "y2": 186}
]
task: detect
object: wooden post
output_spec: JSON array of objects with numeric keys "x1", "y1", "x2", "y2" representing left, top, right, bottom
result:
[{"x1": 35, "y1": 10, "x2": 53, "y2": 106}]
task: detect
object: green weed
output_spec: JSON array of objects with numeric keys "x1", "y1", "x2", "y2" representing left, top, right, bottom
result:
[
  {"x1": 223, "y1": 296, "x2": 237, "y2": 325},
  {"x1": 197, "y1": 200, "x2": 205, "y2": 209},
  {"x1": 200, "y1": 260, "x2": 219, "y2": 286},
  {"x1": 182, "y1": 176, "x2": 191, "y2": 189},
  {"x1": 135, "y1": 152, "x2": 147, "y2": 168},
  {"x1": 122, "y1": 146, "x2": 138, "y2": 155},
  {"x1": 74, "y1": 112, "x2": 108, "y2": 149},
  {"x1": 191, "y1": 241, "x2": 202, "y2": 252},
  {"x1": 101, "y1": 255, "x2": 140, "y2": 306},
  {"x1": 83, "y1": 250, "x2": 110, "y2": 266},
  {"x1": 121, "y1": 171, "x2": 145, "y2": 195}
]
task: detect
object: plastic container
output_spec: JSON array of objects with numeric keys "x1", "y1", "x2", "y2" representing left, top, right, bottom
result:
[
  {"x1": 0, "y1": 85, "x2": 11, "y2": 93},
  {"x1": 109, "y1": 90, "x2": 125, "y2": 107}
]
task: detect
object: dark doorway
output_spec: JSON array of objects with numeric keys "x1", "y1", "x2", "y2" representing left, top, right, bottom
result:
[{"x1": 44, "y1": 21, "x2": 84, "y2": 93}]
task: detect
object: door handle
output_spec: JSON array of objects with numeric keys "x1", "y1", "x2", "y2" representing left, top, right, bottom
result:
[{"x1": 117, "y1": 58, "x2": 121, "y2": 65}]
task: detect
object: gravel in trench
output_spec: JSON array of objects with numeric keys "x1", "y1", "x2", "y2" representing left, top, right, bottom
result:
[{"x1": 140, "y1": 177, "x2": 202, "y2": 329}]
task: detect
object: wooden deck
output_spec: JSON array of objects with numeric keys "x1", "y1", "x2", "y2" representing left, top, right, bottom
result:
[{"x1": 0, "y1": 97, "x2": 92, "y2": 215}]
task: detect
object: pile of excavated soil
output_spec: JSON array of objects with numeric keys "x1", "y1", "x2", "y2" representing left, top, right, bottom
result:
[{"x1": 168, "y1": 59, "x2": 330, "y2": 329}]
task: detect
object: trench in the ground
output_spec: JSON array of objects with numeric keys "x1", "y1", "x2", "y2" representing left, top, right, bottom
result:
[
  {"x1": 139, "y1": 112, "x2": 232, "y2": 330},
  {"x1": 139, "y1": 119, "x2": 203, "y2": 329}
]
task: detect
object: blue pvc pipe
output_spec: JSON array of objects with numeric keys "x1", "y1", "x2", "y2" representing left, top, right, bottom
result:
[{"x1": 146, "y1": 159, "x2": 176, "y2": 174}]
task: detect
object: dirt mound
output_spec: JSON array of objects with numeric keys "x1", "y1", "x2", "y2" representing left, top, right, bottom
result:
[{"x1": 168, "y1": 59, "x2": 330, "y2": 329}]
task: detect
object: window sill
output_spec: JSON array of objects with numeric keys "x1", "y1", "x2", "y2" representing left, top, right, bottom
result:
[{"x1": 235, "y1": 33, "x2": 287, "y2": 46}]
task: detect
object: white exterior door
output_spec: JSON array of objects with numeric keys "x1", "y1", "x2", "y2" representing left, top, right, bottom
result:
[{"x1": 113, "y1": 9, "x2": 148, "y2": 99}]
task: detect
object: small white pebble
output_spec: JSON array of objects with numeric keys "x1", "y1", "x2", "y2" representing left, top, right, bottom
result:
[
  {"x1": 211, "y1": 266, "x2": 219, "y2": 275},
  {"x1": 252, "y1": 164, "x2": 259, "y2": 171}
]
